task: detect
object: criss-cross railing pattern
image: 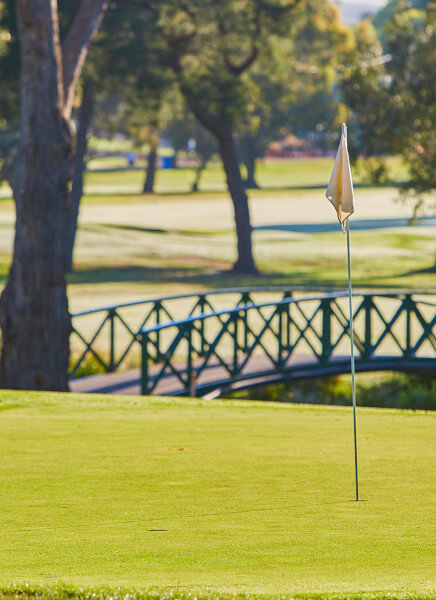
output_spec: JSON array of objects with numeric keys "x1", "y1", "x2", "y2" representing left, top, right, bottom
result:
[
  {"x1": 70, "y1": 288, "x2": 293, "y2": 377},
  {"x1": 139, "y1": 292, "x2": 436, "y2": 396}
]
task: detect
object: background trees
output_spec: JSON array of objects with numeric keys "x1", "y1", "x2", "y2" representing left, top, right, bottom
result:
[
  {"x1": 340, "y1": 1, "x2": 435, "y2": 217},
  {"x1": 144, "y1": 0, "x2": 306, "y2": 274}
]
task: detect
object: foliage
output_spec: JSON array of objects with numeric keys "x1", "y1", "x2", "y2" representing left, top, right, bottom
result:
[
  {"x1": 69, "y1": 352, "x2": 107, "y2": 378},
  {"x1": 372, "y1": 0, "x2": 427, "y2": 38},
  {"x1": 340, "y1": 3, "x2": 435, "y2": 218},
  {"x1": 288, "y1": 0, "x2": 354, "y2": 144},
  {"x1": 232, "y1": 373, "x2": 436, "y2": 411},
  {"x1": 164, "y1": 102, "x2": 217, "y2": 163}
]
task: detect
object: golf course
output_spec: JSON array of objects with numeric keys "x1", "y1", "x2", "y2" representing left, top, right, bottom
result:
[
  {"x1": 0, "y1": 391, "x2": 434, "y2": 597},
  {"x1": 1, "y1": 1, "x2": 435, "y2": 597}
]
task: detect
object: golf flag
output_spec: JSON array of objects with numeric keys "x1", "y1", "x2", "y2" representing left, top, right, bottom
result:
[
  {"x1": 326, "y1": 123, "x2": 359, "y2": 501},
  {"x1": 326, "y1": 123, "x2": 354, "y2": 232}
]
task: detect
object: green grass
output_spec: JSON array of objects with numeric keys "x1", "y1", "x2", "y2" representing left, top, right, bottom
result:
[
  {"x1": 0, "y1": 157, "x2": 408, "y2": 199},
  {"x1": 0, "y1": 590, "x2": 434, "y2": 600},
  {"x1": 0, "y1": 392, "x2": 434, "y2": 595},
  {"x1": 0, "y1": 159, "x2": 434, "y2": 316}
]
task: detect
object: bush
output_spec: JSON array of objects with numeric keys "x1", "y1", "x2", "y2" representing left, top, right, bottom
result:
[{"x1": 230, "y1": 373, "x2": 436, "y2": 410}]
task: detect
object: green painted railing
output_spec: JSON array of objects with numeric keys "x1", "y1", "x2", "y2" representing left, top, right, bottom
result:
[
  {"x1": 138, "y1": 292, "x2": 435, "y2": 397},
  {"x1": 70, "y1": 288, "x2": 295, "y2": 377}
]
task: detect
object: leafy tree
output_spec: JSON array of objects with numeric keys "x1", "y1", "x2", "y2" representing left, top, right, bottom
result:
[
  {"x1": 238, "y1": 0, "x2": 354, "y2": 189},
  {"x1": 340, "y1": 2, "x2": 435, "y2": 219},
  {"x1": 0, "y1": 0, "x2": 108, "y2": 391},
  {"x1": 142, "y1": 0, "x2": 305, "y2": 274},
  {"x1": 89, "y1": 2, "x2": 180, "y2": 195}
]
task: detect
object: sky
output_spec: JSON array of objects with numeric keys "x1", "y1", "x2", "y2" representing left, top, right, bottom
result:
[
  {"x1": 342, "y1": 0, "x2": 387, "y2": 5},
  {"x1": 338, "y1": 0, "x2": 389, "y2": 23}
]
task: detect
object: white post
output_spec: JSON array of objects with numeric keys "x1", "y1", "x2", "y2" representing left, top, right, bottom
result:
[{"x1": 346, "y1": 217, "x2": 359, "y2": 501}]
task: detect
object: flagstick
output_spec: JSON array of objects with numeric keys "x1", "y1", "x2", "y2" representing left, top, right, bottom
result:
[{"x1": 346, "y1": 217, "x2": 359, "y2": 501}]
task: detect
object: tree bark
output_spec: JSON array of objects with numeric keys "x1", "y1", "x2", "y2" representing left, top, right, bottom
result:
[
  {"x1": 191, "y1": 157, "x2": 207, "y2": 192},
  {"x1": 62, "y1": 0, "x2": 108, "y2": 118},
  {"x1": 143, "y1": 142, "x2": 158, "y2": 194},
  {"x1": 244, "y1": 154, "x2": 259, "y2": 189},
  {"x1": 0, "y1": 0, "x2": 73, "y2": 390},
  {"x1": 218, "y1": 135, "x2": 257, "y2": 274},
  {"x1": 67, "y1": 77, "x2": 95, "y2": 272},
  {"x1": 0, "y1": 0, "x2": 106, "y2": 391}
]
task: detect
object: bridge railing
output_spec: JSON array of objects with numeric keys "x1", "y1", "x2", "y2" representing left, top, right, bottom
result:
[
  {"x1": 139, "y1": 292, "x2": 436, "y2": 396},
  {"x1": 69, "y1": 287, "x2": 295, "y2": 377}
]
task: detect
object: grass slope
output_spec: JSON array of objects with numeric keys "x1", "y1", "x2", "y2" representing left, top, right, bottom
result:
[{"x1": 0, "y1": 392, "x2": 434, "y2": 595}]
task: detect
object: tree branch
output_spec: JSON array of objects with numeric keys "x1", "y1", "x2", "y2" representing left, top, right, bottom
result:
[
  {"x1": 62, "y1": 0, "x2": 109, "y2": 119},
  {"x1": 225, "y1": 45, "x2": 259, "y2": 75}
]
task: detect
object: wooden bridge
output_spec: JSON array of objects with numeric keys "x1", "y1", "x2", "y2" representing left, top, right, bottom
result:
[{"x1": 70, "y1": 289, "x2": 436, "y2": 398}]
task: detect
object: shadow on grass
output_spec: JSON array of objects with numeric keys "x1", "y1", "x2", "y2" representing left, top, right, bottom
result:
[
  {"x1": 98, "y1": 223, "x2": 228, "y2": 236},
  {"x1": 256, "y1": 215, "x2": 436, "y2": 234},
  {"x1": 66, "y1": 262, "x2": 431, "y2": 292}
]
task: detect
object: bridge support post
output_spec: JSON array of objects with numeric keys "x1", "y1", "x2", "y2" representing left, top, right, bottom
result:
[
  {"x1": 278, "y1": 305, "x2": 284, "y2": 368},
  {"x1": 199, "y1": 295, "x2": 206, "y2": 356},
  {"x1": 321, "y1": 299, "x2": 332, "y2": 363},
  {"x1": 154, "y1": 302, "x2": 161, "y2": 362},
  {"x1": 186, "y1": 323, "x2": 195, "y2": 397},
  {"x1": 284, "y1": 293, "x2": 292, "y2": 352},
  {"x1": 363, "y1": 296, "x2": 373, "y2": 360},
  {"x1": 241, "y1": 293, "x2": 250, "y2": 352},
  {"x1": 141, "y1": 332, "x2": 149, "y2": 395},
  {"x1": 233, "y1": 313, "x2": 239, "y2": 376},
  {"x1": 405, "y1": 294, "x2": 413, "y2": 358},
  {"x1": 108, "y1": 309, "x2": 115, "y2": 372}
]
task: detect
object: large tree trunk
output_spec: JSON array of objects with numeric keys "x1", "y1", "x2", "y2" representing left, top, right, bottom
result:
[
  {"x1": 219, "y1": 135, "x2": 257, "y2": 274},
  {"x1": 143, "y1": 141, "x2": 158, "y2": 193},
  {"x1": 0, "y1": 0, "x2": 73, "y2": 390},
  {"x1": 67, "y1": 77, "x2": 95, "y2": 272},
  {"x1": 0, "y1": 0, "x2": 107, "y2": 391},
  {"x1": 244, "y1": 153, "x2": 259, "y2": 189}
]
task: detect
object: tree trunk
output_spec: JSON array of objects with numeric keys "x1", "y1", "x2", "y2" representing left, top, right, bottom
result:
[
  {"x1": 67, "y1": 77, "x2": 95, "y2": 272},
  {"x1": 244, "y1": 154, "x2": 259, "y2": 189},
  {"x1": 191, "y1": 157, "x2": 207, "y2": 192},
  {"x1": 143, "y1": 142, "x2": 158, "y2": 193},
  {"x1": 0, "y1": 0, "x2": 73, "y2": 390},
  {"x1": 219, "y1": 135, "x2": 257, "y2": 274}
]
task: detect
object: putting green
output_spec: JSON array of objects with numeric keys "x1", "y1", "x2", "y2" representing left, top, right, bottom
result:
[{"x1": 0, "y1": 392, "x2": 434, "y2": 595}]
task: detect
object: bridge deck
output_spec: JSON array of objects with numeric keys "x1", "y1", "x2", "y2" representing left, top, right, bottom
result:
[
  {"x1": 70, "y1": 353, "x2": 430, "y2": 398},
  {"x1": 71, "y1": 355, "x2": 302, "y2": 397}
]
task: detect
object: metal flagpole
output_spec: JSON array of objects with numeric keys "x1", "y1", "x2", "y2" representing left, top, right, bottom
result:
[{"x1": 346, "y1": 217, "x2": 359, "y2": 501}]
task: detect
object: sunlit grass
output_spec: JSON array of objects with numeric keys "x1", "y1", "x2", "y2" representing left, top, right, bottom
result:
[
  {"x1": 0, "y1": 392, "x2": 434, "y2": 594},
  {"x1": 0, "y1": 159, "x2": 434, "y2": 315}
]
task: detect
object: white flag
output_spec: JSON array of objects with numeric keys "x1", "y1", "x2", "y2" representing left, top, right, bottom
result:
[{"x1": 326, "y1": 123, "x2": 355, "y2": 232}]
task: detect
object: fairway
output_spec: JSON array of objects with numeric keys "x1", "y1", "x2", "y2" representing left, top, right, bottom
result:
[
  {"x1": 0, "y1": 392, "x2": 434, "y2": 595},
  {"x1": 0, "y1": 159, "x2": 435, "y2": 319}
]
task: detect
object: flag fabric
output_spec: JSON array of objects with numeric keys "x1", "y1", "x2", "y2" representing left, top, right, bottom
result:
[{"x1": 326, "y1": 123, "x2": 354, "y2": 232}]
